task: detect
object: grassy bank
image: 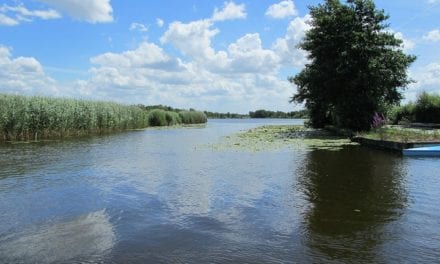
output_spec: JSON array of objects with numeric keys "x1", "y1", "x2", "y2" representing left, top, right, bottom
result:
[
  {"x1": 358, "y1": 127, "x2": 440, "y2": 143},
  {"x1": 0, "y1": 94, "x2": 207, "y2": 141}
]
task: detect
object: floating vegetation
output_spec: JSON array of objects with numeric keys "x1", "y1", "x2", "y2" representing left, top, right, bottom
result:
[{"x1": 204, "y1": 125, "x2": 357, "y2": 152}]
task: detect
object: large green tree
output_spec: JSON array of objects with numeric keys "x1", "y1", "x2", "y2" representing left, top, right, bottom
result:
[{"x1": 290, "y1": 0, "x2": 416, "y2": 131}]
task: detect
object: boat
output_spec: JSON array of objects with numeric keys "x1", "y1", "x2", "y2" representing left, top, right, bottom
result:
[{"x1": 403, "y1": 146, "x2": 440, "y2": 156}]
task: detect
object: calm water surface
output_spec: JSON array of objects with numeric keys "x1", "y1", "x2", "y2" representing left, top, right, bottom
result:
[{"x1": 0, "y1": 119, "x2": 439, "y2": 263}]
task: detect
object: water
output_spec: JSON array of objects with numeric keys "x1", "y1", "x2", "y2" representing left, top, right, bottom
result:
[{"x1": 0, "y1": 119, "x2": 439, "y2": 263}]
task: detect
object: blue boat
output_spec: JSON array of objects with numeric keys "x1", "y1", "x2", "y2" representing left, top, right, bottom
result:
[{"x1": 403, "y1": 146, "x2": 440, "y2": 156}]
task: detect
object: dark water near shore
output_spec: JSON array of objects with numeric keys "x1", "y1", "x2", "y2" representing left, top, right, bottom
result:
[{"x1": 0, "y1": 119, "x2": 439, "y2": 263}]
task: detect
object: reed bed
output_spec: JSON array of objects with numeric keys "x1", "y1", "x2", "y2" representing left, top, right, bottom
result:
[
  {"x1": 0, "y1": 94, "x2": 208, "y2": 141},
  {"x1": 0, "y1": 94, "x2": 149, "y2": 141},
  {"x1": 147, "y1": 109, "x2": 207, "y2": 126}
]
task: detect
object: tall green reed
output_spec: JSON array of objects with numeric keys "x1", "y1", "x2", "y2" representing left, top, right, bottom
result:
[{"x1": 0, "y1": 94, "x2": 149, "y2": 141}]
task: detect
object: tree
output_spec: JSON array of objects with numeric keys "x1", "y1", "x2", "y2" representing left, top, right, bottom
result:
[{"x1": 290, "y1": 0, "x2": 416, "y2": 131}]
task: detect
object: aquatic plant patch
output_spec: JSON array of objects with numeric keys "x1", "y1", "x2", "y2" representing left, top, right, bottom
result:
[{"x1": 204, "y1": 125, "x2": 357, "y2": 152}]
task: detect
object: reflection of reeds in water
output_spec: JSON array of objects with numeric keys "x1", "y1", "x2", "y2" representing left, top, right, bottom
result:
[{"x1": 0, "y1": 210, "x2": 115, "y2": 263}]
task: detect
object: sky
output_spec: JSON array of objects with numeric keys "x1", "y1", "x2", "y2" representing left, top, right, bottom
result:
[{"x1": 0, "y1": 0, "x2": 439, "y2": 113}]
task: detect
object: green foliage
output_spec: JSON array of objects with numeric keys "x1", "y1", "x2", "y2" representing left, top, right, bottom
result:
[
  {"x1": 249, "y1": 109, "x2": 309, "y2": 119},
  {"x1": 414, "y1": 92, "x2": 440, "y2": 123},
  {"x1": 204, "y1": 111, "x2": 248, "y2": 119},
  {"x1": 0, "y1": 93, "x2": 149, "y2": 141},
  {"x1": 389, "y1": 103, "x2": 416, "y2": 124},
  {"x1": 290, "y1": 0, "x2": 416, "y2": 131},
  {"x1": 389, "y1": 92, "x2": 440, "y2": 124},
  {"x1": 147, "y1": 109, "x2": 184, "y2": 126},
  {"x1": 147, "y1": 109, "x2": 168, "y2": 126},
  {"x1": 179, "y1": 111, "x2": 208, "y2": 124}
]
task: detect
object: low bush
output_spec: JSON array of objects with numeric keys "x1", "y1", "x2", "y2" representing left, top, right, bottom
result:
[
  {"x1": 414, "y1": 92, "x2": 440, "y2": 123},
  {"x1": 389, "y1": 92, "x2": 440, "y2": 124}
]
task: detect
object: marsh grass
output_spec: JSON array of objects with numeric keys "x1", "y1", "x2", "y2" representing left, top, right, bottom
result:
[{"x1": 205, "y1": 125, "x2": 357, "y2": 152}]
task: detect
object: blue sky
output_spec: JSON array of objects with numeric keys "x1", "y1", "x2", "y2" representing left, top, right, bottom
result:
[{"x1": 0, "y1": 0, "x2": 439, "y2": 113}]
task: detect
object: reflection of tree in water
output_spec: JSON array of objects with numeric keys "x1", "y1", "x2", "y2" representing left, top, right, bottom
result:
[{"x1": 296, "y1": 146, "x2": 408, "y2": 263}]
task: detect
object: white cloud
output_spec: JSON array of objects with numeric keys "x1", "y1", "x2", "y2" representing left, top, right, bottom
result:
[
  {"x1": 0, "y1": 45, "x2": 58, "y2": 95},
  {"x1": 265, "y1": 0, "x2": 297, "y2": 19},
  {"x1": 156, "y1": 18, "x2": 164, "y2": 28},
  {"x1": 412, "y1": 63, "x2": 440, "y2": 88},
  {"x1": 90, "y1": 42, "x2": 179, "y2": 69},
  {"x1": 129, "y1": 22, "x2": 148, "y2": 32},
  {"x1": 211, "y1": 1, "x2": 246, "y2": 22},
  {"x1": 0, "y1": 4, "x2": 61, "y2": 26},
  {"x1": 428, "y1": 0, "x2": 440, "y2": 3},
  {"x1": 388, "y1": 30, "x2": 415, "y2": 52},
  {"x1": 423, "y1": 29, "x2": 440, "y2": 42},
  {"x1": 39, "y1": 0, "x2": 113, "y2": 23},
  {"x1": 0, "y1": 13, "x2": 18, "y2": 26},
  {"x1": 272, "y1": 15, "x2": 311, "y2": 67},
  {"x1": 161, "y1": 18, "x2": 279, "y2": 74},
  {"x1": 405, "y1": 63, "x2": 440, "y2": 101},
  {"x1": 227, "y1": 33, "x2": 280, "y2": 73},
  {"x1": 161, "y1": 19, "x2": 220, "y2": 61},
  {"x1": 82, "y1": 16, "x2": 301, "y2": 111},
  {"x1": 70, "y1": 3, "x2": 306, "y2": 112}
]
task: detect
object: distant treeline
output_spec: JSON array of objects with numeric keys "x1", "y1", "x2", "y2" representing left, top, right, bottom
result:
[
  {"x1": 249, "y1": 109, "x2": 309, "y2": 119},
  {"x1": 0, "y1": 94, "x2": 206, "y2": 141},
  {"x1": 204, "y1": 111, "x2": 248, "y2": 119},
  {"x1": 204, "y1": 110, "x2": 308, "y2": 119}
]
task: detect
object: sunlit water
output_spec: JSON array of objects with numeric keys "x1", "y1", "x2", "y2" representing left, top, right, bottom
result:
[{"x1": 0, "y1": 119, "x2": 439, "y2": 263}]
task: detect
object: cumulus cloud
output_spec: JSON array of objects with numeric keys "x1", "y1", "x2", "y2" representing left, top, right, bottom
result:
[
  {"x1": 227, "y1": 33, "x2": 280, "y2": 73},
  {"x1": 272, "y1": 15, "x2": 311, "y2": 67},
  {"x1": 39, "y1": 0, "x2": 113, "y2": 23},
  {"x1": 129, "y1": 22, "x2": 148, "y2": 32},
  {"x1": 423, "y1": 29, "x2": 440, "y2": 42},
  {"x1": 161, "y1": 19, "x2": 221, "y2": 61},
  {"x1": 211, "y1": 1, "x2": 246, "y2": 22},
  {"x1": 74, "y1": 35, "x2": 296, "y2": 112},
  {"x1": 0, "y1": 45, "x2": 58, "y2": 95},
  {"x1": 265, "y1": 0, "x2": 297, "y2": 19},
  {"x1": 156, "y1": 18, "x2": 164, "y2": 28},
  {"x1": 74, "y1": 3, "x2": 304, "y2": 112},
  {"x1": 0, "y1": 4, "x2": 61, "y2": 26}
]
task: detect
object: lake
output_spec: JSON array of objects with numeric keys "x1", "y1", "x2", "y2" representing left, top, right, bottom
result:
[{"x1": 0, "y1": 119, "x2": 439, "y2": 263}]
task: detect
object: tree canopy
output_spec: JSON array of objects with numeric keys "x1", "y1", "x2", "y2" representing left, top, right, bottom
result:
[{"x1": 290, "y1": 0, "x2": 416, "y2": 131}]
